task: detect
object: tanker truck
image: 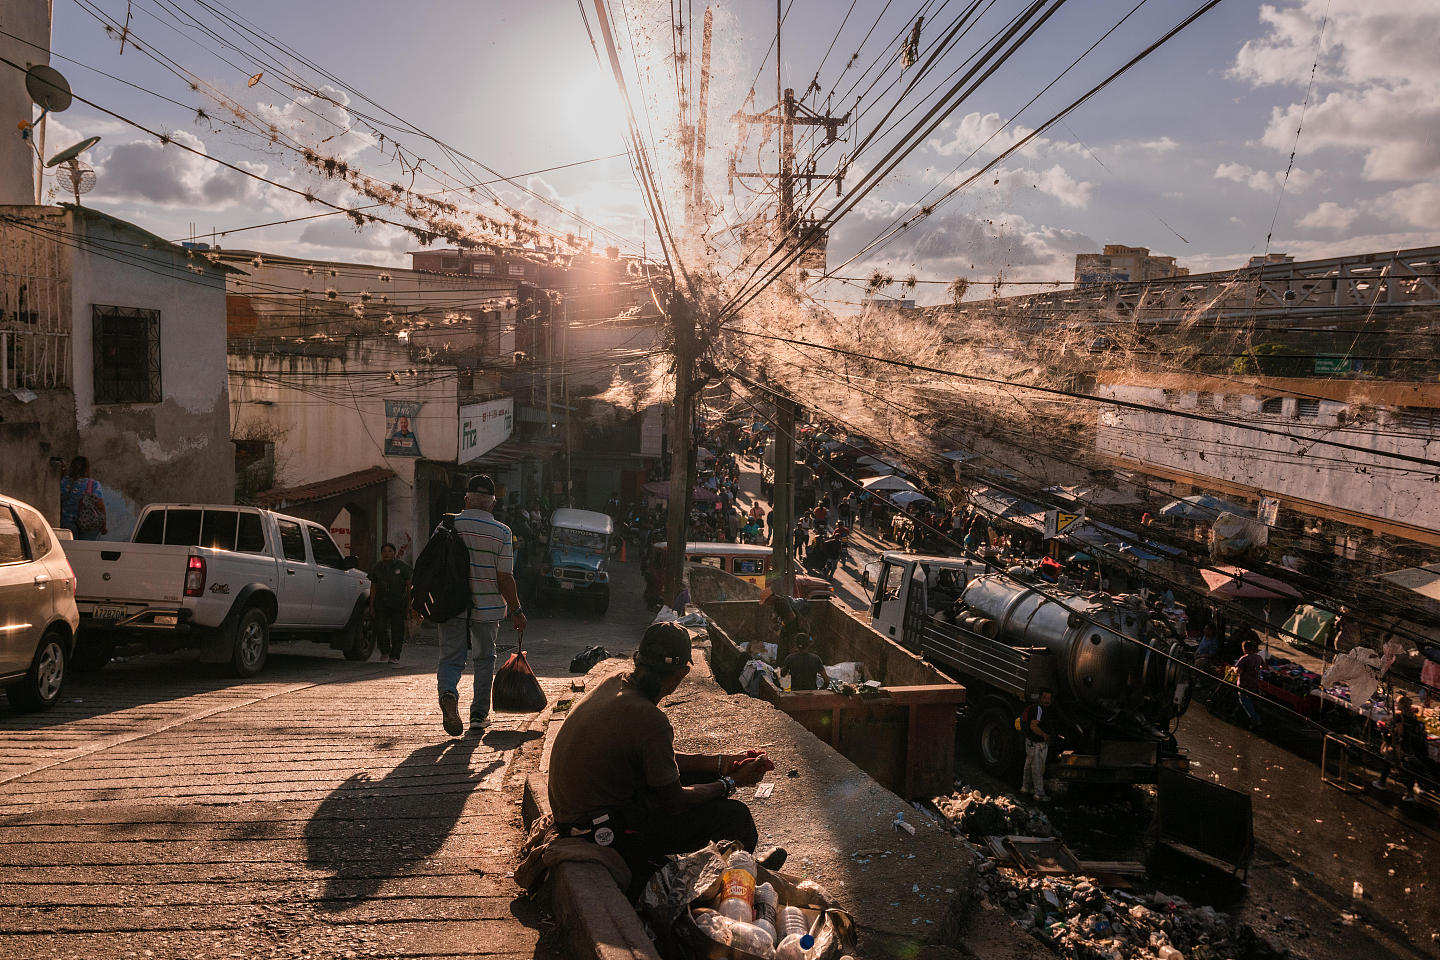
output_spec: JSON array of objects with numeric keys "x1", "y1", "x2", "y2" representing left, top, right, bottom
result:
[{"x1": 869, "y1": 552, "x2": 1193, "y2": 783}]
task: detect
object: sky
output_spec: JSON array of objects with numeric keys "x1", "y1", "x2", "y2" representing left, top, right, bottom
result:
[{"x1": 29, "y1": 0, "x2": 1440, "y2": 305}]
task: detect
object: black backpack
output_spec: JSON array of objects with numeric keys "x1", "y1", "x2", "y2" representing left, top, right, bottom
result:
[{"x1": 410, "y1": 515, "x2": 471, "y2": 622}]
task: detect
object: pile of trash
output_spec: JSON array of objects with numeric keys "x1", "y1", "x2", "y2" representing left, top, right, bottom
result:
[
  {"x1": 976, "y1": 872, "x2": 1289, "y2": 960},
  {"x1": 934, "y1": 787, "x2": 1055, "y2": 840}
]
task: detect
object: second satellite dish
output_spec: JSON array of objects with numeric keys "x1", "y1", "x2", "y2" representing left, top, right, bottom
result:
[{"x1": 46, "y1": 136, "x2": 101, "y2": 168}]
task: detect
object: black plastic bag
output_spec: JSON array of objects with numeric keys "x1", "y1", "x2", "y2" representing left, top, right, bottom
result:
[
  {"x1": 493, "y1": 633, "x2": 547, "y2": 713},
  {"x1": 569, "y1": 644, "x2": 611, "y2": 674}
]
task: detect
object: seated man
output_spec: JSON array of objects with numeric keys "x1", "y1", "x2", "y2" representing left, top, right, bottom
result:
[{"x1": 547, "y1": 622, "x2": 778, "y2": 897}]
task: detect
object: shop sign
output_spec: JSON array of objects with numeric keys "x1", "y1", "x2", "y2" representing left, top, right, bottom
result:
[{"x1": 458, "y1": 397, "x2": 514, "y2": 464}]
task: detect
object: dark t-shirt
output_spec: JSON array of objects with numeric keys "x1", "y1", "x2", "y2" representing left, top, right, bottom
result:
[
  {"x1": 547, "y1": 673, "x2": 680, "y2": 826},
  {"x1": 370, "y1": 559, "x2": 412, "y2": 609},
  {"x1": 783, "y1": 651, "x2": 826, "y2": 691},
  {"x1": 1024, "y1": 703, "x2": 1055, "y2": 743},
  {"x1": 1236, "y1": 653, "x2": 1265, "y2": 691}
]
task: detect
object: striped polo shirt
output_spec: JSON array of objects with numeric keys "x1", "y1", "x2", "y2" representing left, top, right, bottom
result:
[{"x1": 447, "y1": 508, "x2": 515, "y2": 621}]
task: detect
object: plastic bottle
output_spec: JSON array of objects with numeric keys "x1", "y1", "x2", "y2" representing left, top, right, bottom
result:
[
  {"x1": 693, "y1": 908, "x2": 732, "y2": 945},
  {"x1": 779, "y1": 905, "x2": 810, "y2": 940},
  {"x1": 728, "y1": 920, "x2": 778, "y2": 959},
  {"x1": 775, "y1": 933, "x2": 815, "y2": 960},
  {"x1": 717, "y1": 851, "x2": 758, "y2": 922},
  {"x1": 753, "y1": 882, "x2": 779, "y2": 943}
]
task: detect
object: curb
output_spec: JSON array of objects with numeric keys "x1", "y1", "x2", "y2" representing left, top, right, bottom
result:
[{"x1": 524, "y1": 710, "x2": 661, "y2": 960}]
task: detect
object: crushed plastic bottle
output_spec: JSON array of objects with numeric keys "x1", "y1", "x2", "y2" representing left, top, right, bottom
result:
[
  {"x1": 775, "y1": 933, "x2": 815, "y2": 960},
  {"x1": 694, "y1": 909, "x2": 776, "y2": 957},
  {"x1": 754, "y1": 882, "x2": 779, "y2": 943},
  {"x1": 779, "y1": 905, "x2": 810, "y2": 940}
]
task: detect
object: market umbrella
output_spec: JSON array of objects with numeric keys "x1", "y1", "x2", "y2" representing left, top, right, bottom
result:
[
  {"x1": 860, "y1": 475, "x2": 919, "y2": 493},
  {"x1": 889, "y1": 489, "x2": 933, "y2": 506},
  {"x1": 1159, "y1": 494, "x2": 1248, "y2": 520},
  {"x1": 856, "y1": 455, "x2": 899, "y2": 473},
  {"x1": 1067, "y1": 551, "x2": 1093, "y2": 563},
  {"x1": 1200, "y1": 565, "x2": 1302, "y2": 599}
]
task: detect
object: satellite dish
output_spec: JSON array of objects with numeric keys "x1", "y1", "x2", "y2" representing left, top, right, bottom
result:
[
  {"x1": 46, "y1": 136, "x2": 101, "y2": 168},
  {"x1": 26, "y1": 64, "x2": 72, "y2": 114},
  {"x1": 52, "y1": 159, "x2": 95, "y2": 204}
]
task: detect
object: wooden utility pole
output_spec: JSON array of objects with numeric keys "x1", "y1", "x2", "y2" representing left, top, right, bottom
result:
[
  {"x1": 663, "y1": 295, "x2": 695, "y2": 604},
  {"x1": 726, "y1": 18, "x2": 847, "y2": 595}
]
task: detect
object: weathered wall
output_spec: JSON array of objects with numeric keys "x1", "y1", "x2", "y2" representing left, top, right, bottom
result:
[
  {"x1": 0, "y1": 0, "x2": 49, "y2": 205},
  {"x1": 229, "y1": 338, "x2": 459, "y2": 560},
  {"x1": 68, "y1": 211, "x2": 233, "y2": 538}
]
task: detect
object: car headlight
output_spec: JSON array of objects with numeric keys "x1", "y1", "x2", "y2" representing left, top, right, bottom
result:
[{"x1": 585, "y1": 571, "x2": 595, "y2": 581}]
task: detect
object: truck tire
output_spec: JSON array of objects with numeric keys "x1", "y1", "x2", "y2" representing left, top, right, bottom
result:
[
  {"x1": 230, "y1": 607, "x2": 269, "y2": 677},
  {"x1": 71, "y1": 637, "x2": 115, "y2": 673},
  {"x1": 6, "y1": 631, "x2": 67, "y2": 711},
  {"x1": 342, "y1": 608, "x2": 377, "y2": 661},
  {"x1": 974, "y1": 702, "x2": 1023, "y2": 778}
]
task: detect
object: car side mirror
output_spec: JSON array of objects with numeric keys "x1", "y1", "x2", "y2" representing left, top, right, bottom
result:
[{"x1": 343, "y1": 556, "x2": 360, "y2": 570}]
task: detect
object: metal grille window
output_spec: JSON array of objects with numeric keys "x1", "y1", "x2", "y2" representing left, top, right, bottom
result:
[
  {"x1": 507, "y1": 263, "x2": 527, "y2": 277},
  {"x1": 1296, "y1": 398, "x2": 1320, "y2": 419},
  {"x1": 1260, "y1": 396, "x2": 1284, "y2": 415},
  {"x1": 1393, "y1": 406, "x2": 1440, "y2": 432},
  {"x1": 93, "y1": 305, "x2": 160, "y2": 403}
]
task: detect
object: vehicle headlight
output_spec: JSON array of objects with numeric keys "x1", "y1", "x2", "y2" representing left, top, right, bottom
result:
[{"x1": 585, "y1": 571, "x2": 595, "y2": 581}]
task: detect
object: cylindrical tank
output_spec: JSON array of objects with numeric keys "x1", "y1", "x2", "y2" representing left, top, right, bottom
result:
[{"x1": 961, "y1": 575, "x2": 1176, "y2": 721}]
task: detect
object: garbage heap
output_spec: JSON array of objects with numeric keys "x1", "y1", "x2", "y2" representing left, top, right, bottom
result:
[
  {"x1": 933, "y1": 787, "x2": 1291, "y2": 960},
  {"x1": 935, "y1": 787, "x2": 1055, "y2": 840}
]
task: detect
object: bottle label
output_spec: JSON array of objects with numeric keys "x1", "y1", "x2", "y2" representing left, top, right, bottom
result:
[{"x1": 720, "y1": 867, "x2": 756, "y2": 907}]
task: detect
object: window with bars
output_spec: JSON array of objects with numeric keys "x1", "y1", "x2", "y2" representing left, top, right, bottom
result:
[
  {"x1": 1296, "y1": 398, "x2": 1320, "y2": 419},
  {"x1": 507, "y1": 263, "x2": 527, "y2": 277},
  {"x1": 1260, "y1": 396, "x2": 1284, "y2": 415},
  {"x1": 1393, "y1": 406, "x2": 1440, "y2": 432},
  {"x1": 93, "y1": 305, "x2": 160, "y2": 403}
]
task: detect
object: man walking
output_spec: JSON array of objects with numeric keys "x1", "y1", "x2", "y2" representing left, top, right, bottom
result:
[
  {"x1": 1020, "y1": 688, "x2": 1054, "y2": 801},
  {"x1": 369, "y1": 543, "x2": 412, "y2": 664},
  {"x1": 437, "y1": 474, "x2": 527, "y2": 736}
]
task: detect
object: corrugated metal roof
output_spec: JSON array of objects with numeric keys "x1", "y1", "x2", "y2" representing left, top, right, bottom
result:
[{"x1": 258, "y1": 466, "x2": 395, "y2": 506}]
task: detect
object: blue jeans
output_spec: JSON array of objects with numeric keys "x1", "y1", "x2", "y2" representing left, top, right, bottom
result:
[{"x1": 437, "y1": 617, "x2": 499, "y2": 719}]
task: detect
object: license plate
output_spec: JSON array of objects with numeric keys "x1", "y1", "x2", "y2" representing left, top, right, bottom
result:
[
  {"x1": 93, "y1": 604, "x2": 126, "y2": 621},
  {"x1": 560, "y1": 582, "x2": 575, "y2": 590}
]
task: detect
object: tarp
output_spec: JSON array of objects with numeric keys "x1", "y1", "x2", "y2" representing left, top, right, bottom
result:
[
  {"x1": 1200, "y1": 565, "x2": 1301, "y2": 599},
  {"x1": 1375, "y1": 563, "x2": 1440, "y2": 602},
  {"x1": 889, "y1": 489, "x2": 933, "y2": 506},
  {"x1": 1282, "y1": 603, "x2": 1336, "y2": 646},
  {"x1": 860, "y1": 474, "x2": 919, "y2": 492},
  {"x1": 1160, "y1": 494, "x2": 1249, "y2": 521}
]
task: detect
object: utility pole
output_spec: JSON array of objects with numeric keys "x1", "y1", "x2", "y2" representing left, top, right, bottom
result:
[
  {"x1": 688, "y1": 8, "x2": 714, "y2": 221},
  {"x1": 727, "y1": 17, "x2": 847, "y2": 595},
  {"x1": 663, "y1": 295, "x2": 695, "y2": 604}
]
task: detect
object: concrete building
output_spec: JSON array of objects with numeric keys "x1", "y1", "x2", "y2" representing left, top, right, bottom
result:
[
  {"x1": 1093, "y1": 371, "x2": 1440, "y2": 559},
  {"x1": 0, "y1": 0, "x2": 50, "y2": 206},
  {"x1": 0, "y1": 205, "x2": 235, "y2": 529},
  {"x1": 1074, "y1": 244, "x2": 1189, "y2": 287},
  {"x1": 411, "y1": 245, "x2": 668, "y2": 512},
  {"x1": 223, "y1": 251, "x2": 545, "y2": 562}
]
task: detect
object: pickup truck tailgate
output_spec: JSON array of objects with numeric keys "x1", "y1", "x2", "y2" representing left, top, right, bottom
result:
[{"x1": 62, "y1": 541, "x2": 190, "y2": 611}]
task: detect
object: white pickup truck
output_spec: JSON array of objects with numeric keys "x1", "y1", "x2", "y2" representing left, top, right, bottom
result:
[{"x1": 62, "y1": 504, "x2": 373, "y2": 676}]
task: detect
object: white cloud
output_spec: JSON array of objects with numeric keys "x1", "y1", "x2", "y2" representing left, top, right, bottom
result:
[
  {"x1": 927, "y1": 111, "x2": 1036, "y2": 159},
  {"x1": 1295, "y1": 201, "x2": 1359, "y2": 231},
  {"x1": 1234, "y1": 1, "x2": 1440, "y2": 181},
  {"x1": 1029, "y1": 164, "x2": 1093, "y2": 209},
  {"x1": 89, "y1": 130, "x2": 269, "y2": 209},
  {"x1": 255, "y1": 85, "x2": 376, "y2": 161},
  {"x1": 1214, "y1": 161, "x2": 1315, "y2": 192},
  {"x1": 1379, "y1": 182, "x2": 1440, "y2": 229}
]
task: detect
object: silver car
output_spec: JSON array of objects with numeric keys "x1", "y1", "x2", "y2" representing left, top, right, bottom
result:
[{"x1": 0, "y1": 492, "x2": 79, "y2": 710}]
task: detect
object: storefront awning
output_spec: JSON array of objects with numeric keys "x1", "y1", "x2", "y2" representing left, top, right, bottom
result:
[
  {"x1": 258, "y1": 466, "x2": 394, "y2": 507},
  {"x1": 470, "y1": 436, "x2": 562, "y2": 465}
]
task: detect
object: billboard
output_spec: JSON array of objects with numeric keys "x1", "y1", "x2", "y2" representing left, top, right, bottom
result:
[
  {"x1": 384, "y1": 400, "x2": 423, "y2": 458},
  {"x1": 458, "y1": 397, "x2": 514, "y2": 464}
]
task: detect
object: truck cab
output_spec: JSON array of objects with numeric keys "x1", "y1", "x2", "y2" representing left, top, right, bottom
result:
[
  {"x1": 869, "y1": 552, "x2": 991, "y2": 645},
  {"x1": 536, "y1": 508, "x2": 615, "y2": 614}
]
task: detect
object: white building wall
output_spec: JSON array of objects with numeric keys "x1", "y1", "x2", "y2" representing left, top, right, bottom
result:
[
  {"x1": 229, "y1": 339, "x2": 460, "y2": 559},
  {"x1": 1095, "y1": 383, "x2": 1440, "y2": 534},
  {"x1": 0, "y1": 0, "x2": 50, "y2": 205}
]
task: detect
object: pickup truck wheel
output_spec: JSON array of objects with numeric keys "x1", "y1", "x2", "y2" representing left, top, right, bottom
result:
[
  {"x1": 71, "y1": 637, "x2": 115, "y2": 673},
  {"x1": 974, "y1": 702, "x2": 1023, "y2": 778},
  {"x1": 230, "y1": 607, "x2": 269, "y2": 677},
  {"x1": 342, "y1": 610, "x2": 377, "y2": 661},
  {"x1": 6, "y1": 632, "x2": 67, "y2": 711}
]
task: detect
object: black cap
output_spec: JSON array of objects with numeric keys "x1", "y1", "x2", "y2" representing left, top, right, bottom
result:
[
  {"x1": 467, "y1": 474, "x2": 496, "y2": 495},
  {"x1": 635, "y1": 621, "x2": 693, "y2": 671}
]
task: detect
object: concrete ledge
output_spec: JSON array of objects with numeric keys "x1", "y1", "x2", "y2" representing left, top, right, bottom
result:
[{"x1": 524, "y1": 702, "x2": 661, "y2": 960}]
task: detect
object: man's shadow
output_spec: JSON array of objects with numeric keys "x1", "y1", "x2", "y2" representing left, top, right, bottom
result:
[{"x1": 303, "y1": 736, "x2": 501, "y2": 907}]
